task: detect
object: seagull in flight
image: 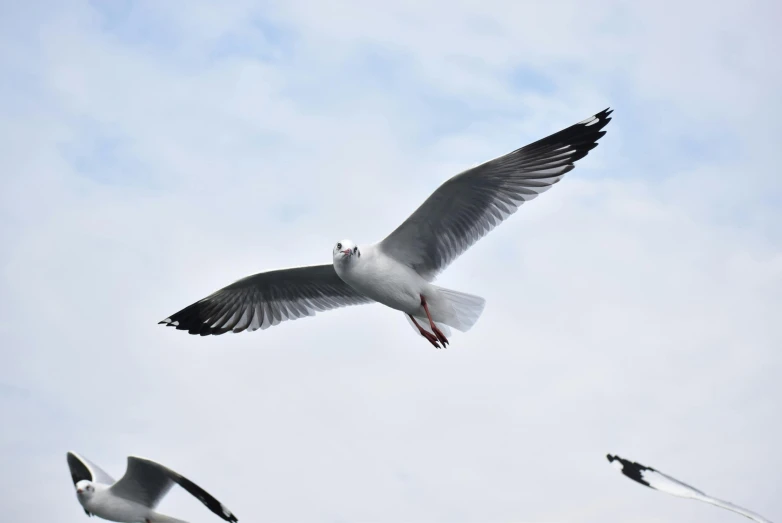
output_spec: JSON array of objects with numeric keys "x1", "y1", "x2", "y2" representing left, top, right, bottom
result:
[
  {"x1": 160, "y1": 108, "x2": 612, "y2": 347},
  {"x1": 606, "y1": 454, "x2": 773, "y2": 523},
  {"x1": 66, "y1": 451, "x2": 238, "y2": 523}
]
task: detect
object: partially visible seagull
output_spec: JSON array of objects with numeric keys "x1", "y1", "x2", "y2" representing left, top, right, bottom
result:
[
  {"x1": 66, "y1": 451, "x2": 238, "y2": 523},
  {"x1": 159, "y1": 109, "x2": 613, "y2": 348},
  {"x1": 606, "y1": 454, "x2": 773, "y2": 523}
]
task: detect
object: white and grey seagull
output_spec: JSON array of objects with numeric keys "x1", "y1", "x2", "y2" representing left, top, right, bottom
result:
[
  {"x1": 160, "y1": 108, "x2": 612, "y2": 347},
  {"x1": 66, "y1": 451, "x2": 238, "y2": 523},
  {"x1": 607, "y1": 454, "x2": 774, "y2": 523}
]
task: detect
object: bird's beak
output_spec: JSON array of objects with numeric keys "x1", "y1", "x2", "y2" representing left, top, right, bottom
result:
[{"x1": 341, "y1": 249, "x2": 352, "y2": 256}]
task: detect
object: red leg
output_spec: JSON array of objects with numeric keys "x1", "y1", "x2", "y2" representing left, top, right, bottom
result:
[
  {"x1": 409, "y1": 314, "x2": 442, "y2": 348},
  {"x1": 420, "y1": 295, "x2": 449, "y2": 347}
]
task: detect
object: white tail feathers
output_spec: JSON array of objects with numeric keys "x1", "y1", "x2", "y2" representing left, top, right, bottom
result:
[
  {"x1": 149, "y1": 514, "x2": 189, "y2": 523},
  {"x1": 435, "y1": 287, "x2": 486, "y2": 332},
  {"x1": 404, "y1": 287, "x2": 485, "y2": 341}
]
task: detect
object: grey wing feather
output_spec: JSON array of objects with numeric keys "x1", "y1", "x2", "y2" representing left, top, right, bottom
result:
[
  {"x1": 379, "y1": 108, "x2": 612, "y2": 280},
  {"x1": 109, "y1": 457, "x2": 174, "y2": 509},
  {"x1": 112, "y1": 457, "x2": 239, "y2": 522},
  {"x1": 159, "y1": 264, "x2": 374, "y2": 336},
  {"x1": 67, "y1": 451, "x2": 116, "y2": 486}
]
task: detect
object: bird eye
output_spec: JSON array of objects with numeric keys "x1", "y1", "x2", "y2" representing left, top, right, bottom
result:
[
  {"x1": 336, "y1": 243, "x2": 342, "y2": 250},
  {"x1": 353, "y1": 246, "x2": 358, "y2": 253}
]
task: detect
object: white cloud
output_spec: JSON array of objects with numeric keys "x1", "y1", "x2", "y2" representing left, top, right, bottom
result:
[{"x1": 0, "y1": 1, "x2": 780, "y2": 522}]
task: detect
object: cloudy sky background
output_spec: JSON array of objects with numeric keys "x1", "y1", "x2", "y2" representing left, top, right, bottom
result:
[{"x1": 1, "y1": 1, "x2": 780, "y2": 522}]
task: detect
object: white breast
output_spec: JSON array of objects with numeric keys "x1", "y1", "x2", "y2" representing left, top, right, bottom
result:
[{"x1": 334, "y1": 245, "x2": 428, "y2": 314}]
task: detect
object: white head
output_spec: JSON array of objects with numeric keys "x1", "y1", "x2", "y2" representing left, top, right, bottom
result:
[
  {"x1": 332, "y1": 239, "x2": 360, "y2": 263},
  {"x1": 75, "y1": 479, "x2": 95, "y2": 498}
]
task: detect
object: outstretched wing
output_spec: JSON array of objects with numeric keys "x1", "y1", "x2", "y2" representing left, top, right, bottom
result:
[
  {"x1": 109, "y1": 456, "x2": 174, "y2": 509},
  {"x1": 159, "y1": 264, "x2": 374, "y2": 335},
  {"x1": 67, "y1": 451, "x2": 116, "y2": 517},
  {"x1": 379, "y1": 108, "x2": 612, "y2": 281},
  {"x1": 606, "y1": 454, "x2": 773, "y2": 523},
  {"x1": 110, "y1": 456, "x2": 238, "y2": 522},
  {"x1": 66, "y1": 451, "x2": 115, "y2": 486}
]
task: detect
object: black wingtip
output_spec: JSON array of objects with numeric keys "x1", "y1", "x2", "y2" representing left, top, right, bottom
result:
[
  {"x1": 589, "y1": 107, "x2": 613, "y2": 125},
  {"x1": 606, "y1": 453, "x2": 655, "y2": 487},
  {"x1": 586, "y1": 107, "x2": 613, "y2": 129},
  {"x1": 595, "y1": 107, "x2": 613, "y2": 119},
  {"x1": 157, "y1": 301, "x2": 233, "y2": 336},
  {"x1": 521, "y1": 106, "x2": 613, "y2": 162}
]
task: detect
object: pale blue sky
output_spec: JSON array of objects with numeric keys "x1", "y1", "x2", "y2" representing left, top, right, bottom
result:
[{"x1": 1, "y1": 1, "x2": 780, "y2": 522}]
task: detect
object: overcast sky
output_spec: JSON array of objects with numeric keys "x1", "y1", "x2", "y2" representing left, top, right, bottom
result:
[{"x1": 1, "y1": 1, "x2": 780, "y2": 522}]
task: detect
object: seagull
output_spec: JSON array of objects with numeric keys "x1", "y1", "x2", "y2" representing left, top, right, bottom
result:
[
  {"x1": 66, "y1": 451, "x2": 238, "y2": 523},
  {"x1": 159, "y1": 108, "x2": 612, "y2": 347},
  {"x1": 606, "y1": 454, "x2": 773, "y2": 523}
]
